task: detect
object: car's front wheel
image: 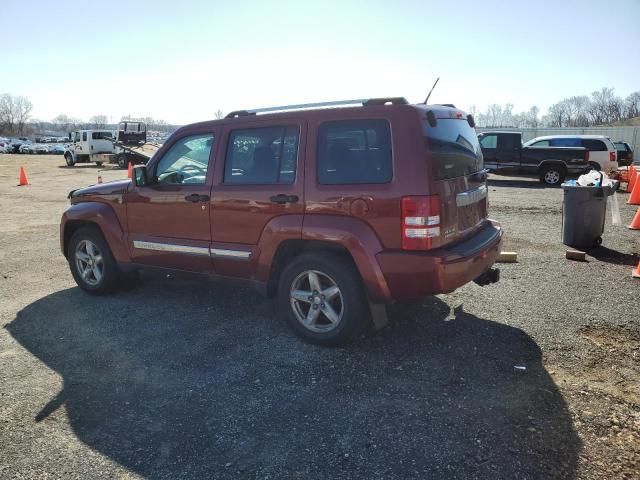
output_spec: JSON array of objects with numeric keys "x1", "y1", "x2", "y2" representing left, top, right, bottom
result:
[
  {"x1": 65, "y1": 153, "x2": 75, "y2": 167},
  {"x1": 68, "y1": 227, "x2": 118, "y2": 294},
  {"x1": 278, "y1": 253, "x2": 369, "y2": 346}
]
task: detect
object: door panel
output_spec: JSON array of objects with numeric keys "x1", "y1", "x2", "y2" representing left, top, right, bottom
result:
[
  {"x1": 210, "y1": 121, "x2": 306, "y2": 278},
  {"x1": 126, "y1": 130, "x2": 218, "y2": 273}
]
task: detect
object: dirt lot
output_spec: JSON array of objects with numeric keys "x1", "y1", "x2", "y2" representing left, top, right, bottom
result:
[{"x1": 1, "y1": 154, "x2": 638, "y2": 479}]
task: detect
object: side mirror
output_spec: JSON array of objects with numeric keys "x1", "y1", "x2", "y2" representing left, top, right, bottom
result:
[{"x1": 133, "y1": 165, "x2": 149, "y2": 186}]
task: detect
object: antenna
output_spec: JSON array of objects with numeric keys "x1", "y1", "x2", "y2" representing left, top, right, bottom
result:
[{"x1": 423, "y1": 77, "x2": 440, "y2": 104}]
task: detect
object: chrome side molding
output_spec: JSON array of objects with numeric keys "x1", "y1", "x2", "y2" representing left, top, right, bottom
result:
[{"x1": 133, "y1": 241, "x2": 251, "y2": 260}]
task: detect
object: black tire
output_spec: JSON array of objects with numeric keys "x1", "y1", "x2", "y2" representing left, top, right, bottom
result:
[
  {"x1": 540, "y1": 165, "x2": 565, "y2": 186},
  {"x1": 588, "y1": 162, "x2": 601, "y2": 172},
  {"x1": 65, "y1": 153, "x2": 75, "y2": 167},
  {"x1": 96, "y1": 162, "x2": 103, "y2": 167},
  {"x1": 277, "y1": 253, "x2": 369, "y2": 346},
  {"x1": 117, "y1": 154, "x2": 127, "y2": 169},
  {"x1": 68, "y1": 226, "x2": 119, "y2": 294},
  {"x1": 593, "y1": 236, "x2": 603, "y2": 247}
]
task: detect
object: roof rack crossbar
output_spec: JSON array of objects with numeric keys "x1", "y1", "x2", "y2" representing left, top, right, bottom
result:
[{"x1": 224, "y1": 97, "x2": 409, "y2": 118}]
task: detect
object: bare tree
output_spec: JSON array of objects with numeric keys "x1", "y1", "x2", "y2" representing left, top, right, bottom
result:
[
  {"x1": 0, "y1": 93, "x2": 33, "y2": 135},
  {"x1": 89, "y1": 114, "x2": 108, "y2": 129},
  {"x1": 51, "y1": 114, "x2": 81, "y2": 133},
  {"x1": 527, "y1": 106, "x2": 539, "y2": 128},
  {"x1": 624, "y1": 91, "x2": 640, "y2": 119},
  {"x1": 214, "y1": 109, "x2": 224, "y2": 120}
]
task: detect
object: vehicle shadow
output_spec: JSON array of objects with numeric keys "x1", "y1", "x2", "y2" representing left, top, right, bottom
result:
[
  {"x1": 488, "y1": 177, "x2": 548, "y2": 189},
  {"x1": 589, "y1": 246, "x2": 639, "y2": 266},
  {"x1": 7, "y1": 278, "x2": 581, "y2": 479}
]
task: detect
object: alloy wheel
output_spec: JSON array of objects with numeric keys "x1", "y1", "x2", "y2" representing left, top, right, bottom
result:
[
  {"x1": 74, "y1": 239, "x2": 104, "y2": 286},
  {"x1": 290, "y1": 270, "x2": 344, "y2": 333}
]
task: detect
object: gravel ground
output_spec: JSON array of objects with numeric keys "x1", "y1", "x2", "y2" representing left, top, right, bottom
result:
[{"x1": 0, "y1": 154, "x2": 638, "y2": 479}]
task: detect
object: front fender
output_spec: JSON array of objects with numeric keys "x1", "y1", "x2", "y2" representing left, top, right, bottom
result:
[
  {"x1": 60, "y1": 202, "x2": 130, "y2": 263},
  {"x1": 301, "y1": 215, "x2": 392, "y2": 303}
]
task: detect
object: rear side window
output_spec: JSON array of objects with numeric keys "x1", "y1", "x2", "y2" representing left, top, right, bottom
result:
[
  {"x1": 479, "y1": 135, "x2": 497, "y2": 148},
  {"x1": 92, "y1": 131, "x2": 113, "y2": 140},
  {"x1": 424, "y1": 119, "x2": 482, "y2": 180},
  {"x1": 224, "y1": 126, "x2": 299, "y2": 184},
  {"x1": 550, "y1": 138, "x2": 580, "y2": 147},
  {"x1": 581, "y1": 139, "x2": 607, "y2": 151},
  {"x1": 317, "y1": 120, "x2": 392, "y2": 184}
]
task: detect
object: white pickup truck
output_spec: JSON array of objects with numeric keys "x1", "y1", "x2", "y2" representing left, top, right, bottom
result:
[
  {"x1": 64, "y1": 130, "x2": 115, "y2": 167},
  {"x1": 64, "y1": 123, "x2": 160, "y2": 169}
]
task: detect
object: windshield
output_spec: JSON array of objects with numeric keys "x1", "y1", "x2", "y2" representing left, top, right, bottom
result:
[{"x1": 423, "y1": 118, "x2": 483, "y2": 180}]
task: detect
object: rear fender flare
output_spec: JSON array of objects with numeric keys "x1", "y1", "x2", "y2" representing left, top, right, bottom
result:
[{"x1": 299, "y1": 215, "x2": 391, "y2": 303}]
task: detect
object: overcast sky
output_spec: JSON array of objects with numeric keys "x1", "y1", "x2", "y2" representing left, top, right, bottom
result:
[{"x1": 4, "y1": 0, "x2": 639, "y2": 124}]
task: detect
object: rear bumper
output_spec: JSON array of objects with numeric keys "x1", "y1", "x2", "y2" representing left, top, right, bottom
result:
[{"x1": 375, "y1": 220, "x2": 502, "y2": 301}]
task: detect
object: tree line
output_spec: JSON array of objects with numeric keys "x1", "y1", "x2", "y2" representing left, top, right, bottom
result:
[
  {"x1": 472, "y1": 87, "x2": 640, "y2": 128},
  {"x1": 0, "y1": 93, "x2": 179, "y2": 136},
  {"x1": 3, "y1": 87, "x2": 640, "y2": 136}
]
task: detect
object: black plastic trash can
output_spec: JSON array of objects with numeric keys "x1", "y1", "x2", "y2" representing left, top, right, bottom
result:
[{"x1": 561, "y1": 184, "x2": 615, "y2": 249}]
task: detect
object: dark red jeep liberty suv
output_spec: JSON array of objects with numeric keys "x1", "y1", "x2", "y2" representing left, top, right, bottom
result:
[{"x1": 60, "y1": 97, "x2": 501, "y2": 345}]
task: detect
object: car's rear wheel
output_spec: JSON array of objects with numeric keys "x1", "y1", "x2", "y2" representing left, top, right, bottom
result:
[
  {"x1": 278, "y1": 253, "x2": 369, "y2": 346},
  {"x1": 540, "y1": 165, "x2": 565, "y2": 186},
  {"x1": 65, "y1": 153, "x2": 75, "y2": 167},
  {"x1": 117, "y1": 154, "x2": 127, "y2": 169},
  {"x1": 68, "y1": 227, "x2": 118, "y2": 294}
]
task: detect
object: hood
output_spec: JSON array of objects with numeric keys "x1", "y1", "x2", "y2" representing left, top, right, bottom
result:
[{"x1": 68, "y1": 179, "x2": 131, "y2": 199}]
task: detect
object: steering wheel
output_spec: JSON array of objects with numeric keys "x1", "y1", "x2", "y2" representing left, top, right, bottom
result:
[{"x1": 177, "y1": 164, "x2": 206, "y2": 176}]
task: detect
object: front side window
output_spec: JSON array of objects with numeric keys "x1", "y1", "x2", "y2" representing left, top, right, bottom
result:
[
  {"x1": 530, "y1": 140, "x2": 550, "y2": 147},
  {"x1": 154, "y1": 133, "x2": 214, "y2": 185},
  {"x1": 82, "y1": 132, "x2": 87, "y2": 141},
  {"x1": 479, "y1": 135, "x2": 497, "y2": 149},
  {"x1": 224, "y1": 126, "x2": 299, "y2": 184},
  {"x1": 317, "y1": 119, "x2": 392, "y2": 184}
]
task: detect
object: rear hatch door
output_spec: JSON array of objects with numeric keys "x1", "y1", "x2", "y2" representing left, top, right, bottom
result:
[{"x1": 424, "y1": 109, "x2": 488, "y2": 248}]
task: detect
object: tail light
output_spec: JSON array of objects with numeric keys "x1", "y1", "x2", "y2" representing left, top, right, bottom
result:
[
  {"x1": 610, "y1": 151, "x2": 617, "y2": 162},
  {"x1": 401, "y1": 196, "x2": 440, "y2": 250}
]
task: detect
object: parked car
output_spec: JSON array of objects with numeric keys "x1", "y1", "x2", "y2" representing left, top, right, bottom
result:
[
  {"x1": 60, "y1": 97, "x2": 502, "y2": 346},
  {"x1": 49, "y1": 144, "x2": 65, "y2": 154},
  {"x1": 19, "y1": 143, "x2": 35, "y2": 154},
  {"x1": 35, "y1": 144, "x2": 49, "y2": 154},
  {"x1": 614, "y1": 141, "x2": 634, "y2": 167},
  {"x1": 478, "y1": 131, "x2": 590, "y2": 185},
  {"x1": 523, "y1": 135, "x2": 617, "y2": 172}
]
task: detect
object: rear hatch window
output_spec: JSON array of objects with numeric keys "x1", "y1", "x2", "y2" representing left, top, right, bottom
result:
[
  {"x1": 423, "y1": 111, "x2": 487, "y2": 247},
  {"x1": 423, "y1": 117, "x2": 483, "y2": 180}
]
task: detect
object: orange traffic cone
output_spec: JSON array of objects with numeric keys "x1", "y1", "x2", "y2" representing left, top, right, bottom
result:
[
  {"x1": 127, "y1": 162, "x2": 133, "y2": 179},
  {"x1": 628, "y1": 173, "x2": 640, "y2": 205},
  {"x1": 18, "y1": 166, "x2": 29, "y2": 186},
  {"x1": 626, "y1": 165, "x2": 637, "y2": 193},
  {"x1": 633, "y1": 260, "x2": 640, "y2": 279},
  {"x1": 629, "y1": 208, "x2": 640, "y2": 230}
]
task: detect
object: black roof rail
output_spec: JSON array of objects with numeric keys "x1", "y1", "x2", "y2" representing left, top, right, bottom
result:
[
  {"x1": 225, "y1": 110, "x2": 256, "y2": 119},
  {"x1": 363, "y1": 97, "x2": 409, "y2": 106}
]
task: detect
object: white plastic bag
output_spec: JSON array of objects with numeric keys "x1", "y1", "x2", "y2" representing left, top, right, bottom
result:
[{"x1": 577, "y1": 170, "x2": 613, "y2": 187}]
